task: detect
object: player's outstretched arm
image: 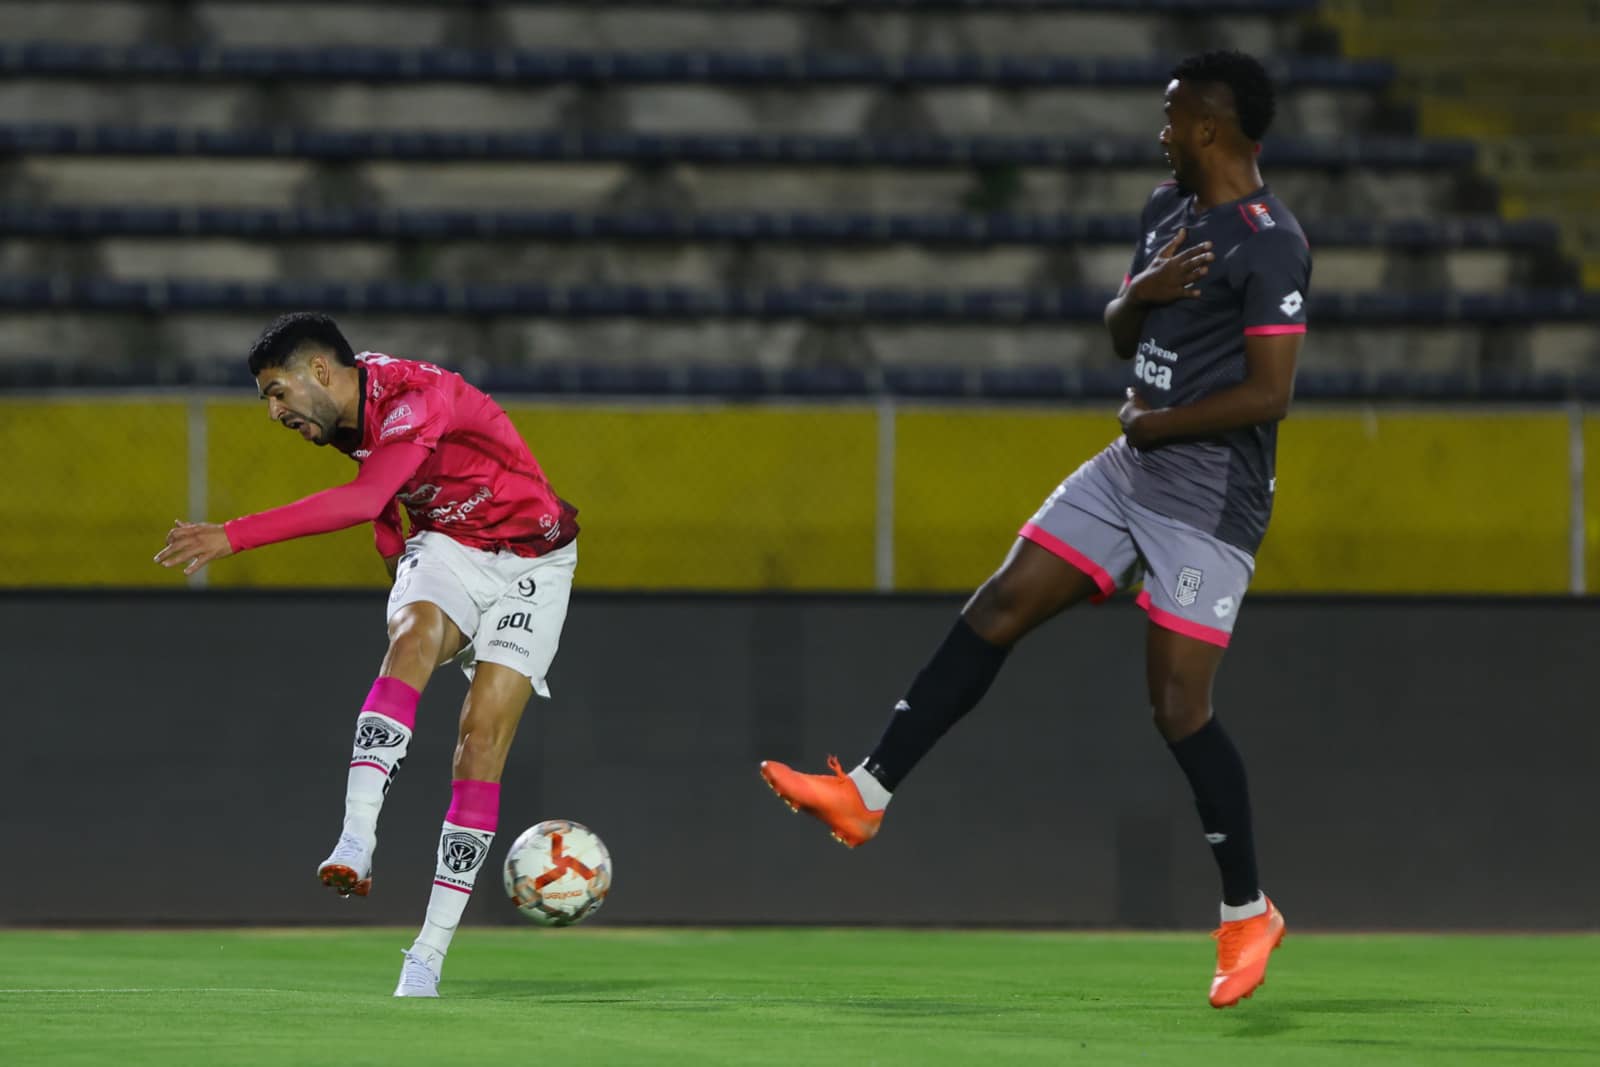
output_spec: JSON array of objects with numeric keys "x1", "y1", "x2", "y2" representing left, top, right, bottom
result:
[
  {"x1": 1120, "y1": 331, "x2": 1301, "y2": 449},
  {"x1": 1103, "y1": 228, "x2": 1214, "y2": 359},
  {"x1": 153, "y1": 442, "x2": 429, "y2": 576}
]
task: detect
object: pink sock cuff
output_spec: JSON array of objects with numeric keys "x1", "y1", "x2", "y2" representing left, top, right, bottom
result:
[
  {"x1": 362, "y1": 676, "x2": 420, "y2": 731},
  {"x1": 446, "y1": 779, "x2": 500, "y2": 832}
]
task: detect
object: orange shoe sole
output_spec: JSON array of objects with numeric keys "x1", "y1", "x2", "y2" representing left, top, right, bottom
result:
[{"x1": 318, "y1": 863, "x2": 372, "y2": 898}]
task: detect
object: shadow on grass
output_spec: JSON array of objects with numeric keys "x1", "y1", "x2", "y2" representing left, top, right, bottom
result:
[
  {"x1": 448, "y1": 978, "x2": 661, "y2": 1001},
  {"x1": 1222, "y1": 997, "x2": 1453, "y2": 1041},
  {"x1": 820, "y1": 997, "x2": 1027, "y2": 1018}
]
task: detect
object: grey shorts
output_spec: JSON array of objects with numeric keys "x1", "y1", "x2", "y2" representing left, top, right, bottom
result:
[{"x1": 1019, "y1": 445, "x2": 1255, "y2": 647}]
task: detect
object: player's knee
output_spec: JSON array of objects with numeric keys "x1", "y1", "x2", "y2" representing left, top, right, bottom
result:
[
  {"x1": 1149, "y1": 679, "x2": 1211, "y2": 741},
  {"x1": 964, "y1": 574, "x2": 1032, "y2": 644},
  {"x1": 453, "y1": 719, "x2": 514, "y2": 776},
  {"x1": 387, "y1": 607, "x2": 444, "y2": 661}
]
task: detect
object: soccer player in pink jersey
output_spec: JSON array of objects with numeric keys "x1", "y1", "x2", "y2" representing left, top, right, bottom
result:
[{"x1": 155, "y1": 312, "x2": 579, "y2": 997}]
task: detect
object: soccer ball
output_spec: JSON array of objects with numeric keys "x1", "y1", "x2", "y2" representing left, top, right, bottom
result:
[{"x1": 502, "y1": 820, "x2": 612, "y2": 927}]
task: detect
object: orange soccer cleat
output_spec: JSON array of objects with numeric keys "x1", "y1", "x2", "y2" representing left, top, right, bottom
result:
[
  {"x1": 758, "y1": 755, "x2": 885, "y2": 848},
  {"x1": 1209, "y1": 895, "x2": 1286, "y2": 1008}
]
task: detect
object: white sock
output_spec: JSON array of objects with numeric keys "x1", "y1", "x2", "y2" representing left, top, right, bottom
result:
[
  {"x1": 411, "y1": 821, "x2": 495, "y2": 968},
  {"x1": 1220, "y1": 893, "x2": 1267, "y2": 923},
  {"x1": 343, "y1": 712, "x2": 412, "y2": 841},
  {"x1": 849, "y1": 764, "x2": 893, "y2": 811}
]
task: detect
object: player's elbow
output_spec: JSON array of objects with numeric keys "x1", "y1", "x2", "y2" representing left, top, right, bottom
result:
[{"x1": 1262, "y1": 390, "x2": 1291, "y2": 423}]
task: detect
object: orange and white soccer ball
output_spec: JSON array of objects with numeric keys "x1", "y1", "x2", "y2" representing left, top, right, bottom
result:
[{"x1": 503, "y1": 820, "x2": 612, "y2": 927}]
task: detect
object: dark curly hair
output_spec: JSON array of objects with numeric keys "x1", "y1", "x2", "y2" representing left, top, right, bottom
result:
[
  {"x1": 246, "y1": 311, "x2": 356, "y2": 375},
  {"x1": 1171, "y1": 50, "x2": 1276, "y2": 142}
]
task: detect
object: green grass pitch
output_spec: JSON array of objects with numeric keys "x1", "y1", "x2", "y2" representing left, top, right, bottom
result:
[{"x1": 1, "y1": 928, "x2": 1595, "y2": 1065}]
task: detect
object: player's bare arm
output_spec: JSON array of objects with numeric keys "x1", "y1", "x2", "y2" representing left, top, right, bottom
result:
[
  {"x1": 1119, "y1": 331, "x2": 1301, "y2": 449},
  {"x1": 1104, "y1": 227, "x2": 1215, "y2": 360}
]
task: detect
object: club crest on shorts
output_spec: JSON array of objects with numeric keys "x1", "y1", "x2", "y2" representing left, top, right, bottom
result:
[{"x1": 1174, "y1": 566, "x2": 1204, "y2": 607}]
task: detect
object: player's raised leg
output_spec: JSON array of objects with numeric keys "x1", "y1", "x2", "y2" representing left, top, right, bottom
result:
[
  {"x1": 759, "y1": 536, "x2": 1105, "y2": 846},
  {"x1": 1145, "y1": 622, "x2": 1284, "y2": 1007},
  {"x1": 319, "y1": 601, "x2": 465, "y2": 897},
  {"x1": 395, "y1": 662, "x2": 532, "y2": 997}
]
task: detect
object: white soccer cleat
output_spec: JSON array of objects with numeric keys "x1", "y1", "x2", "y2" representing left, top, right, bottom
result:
[
  {"x1": 393, "y1": 950, "x2": 441, "y2": 998},
  {"x1": 317, "y1": 831, "x2": 374, "y2": 897}
]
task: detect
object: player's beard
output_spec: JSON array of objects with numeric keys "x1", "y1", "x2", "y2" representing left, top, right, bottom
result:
[
  {"x1": 285, "y1": 393, "x2": 342, "y2": 446},
  {"x1": 1163, "y1": 147, "x2": 1187, "y2": 190}
]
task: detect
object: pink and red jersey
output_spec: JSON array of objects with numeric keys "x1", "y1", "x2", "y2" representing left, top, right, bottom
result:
[{"x1": 342, "y1": 353, "x2": 577, "y2": 558}]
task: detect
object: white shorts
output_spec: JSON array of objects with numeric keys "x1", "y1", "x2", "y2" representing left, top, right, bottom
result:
[{"x1": 386, "y1": 531, "x2": 577, "y2": 698}]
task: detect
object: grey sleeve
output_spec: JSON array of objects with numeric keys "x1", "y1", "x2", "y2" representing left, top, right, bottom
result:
[{"x1": 1234, "y1": 229, "x2": 1312, "y2": 333}]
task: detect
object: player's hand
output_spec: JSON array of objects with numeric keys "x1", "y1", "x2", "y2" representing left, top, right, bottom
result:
[
  {"x1": 1129, "y1": 228, "x2": 1213, "y2": 305},
  {"x1": 1119, "y1": 388, "x2": 1158, "y2": 449},
  {"x1": 154, "y1": 520, "x2": 234, "y2": 576}
]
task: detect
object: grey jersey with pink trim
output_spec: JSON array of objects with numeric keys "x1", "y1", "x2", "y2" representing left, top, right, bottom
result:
[{"x1": 1121, "y1": 181, "x2": 1312, "y2": 554}]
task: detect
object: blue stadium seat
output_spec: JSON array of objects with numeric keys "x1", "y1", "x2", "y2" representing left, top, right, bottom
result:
[
  {"x1": 0, "y1": 205, "x2": 1559, "y2": 250},
  {"x1": 0, "y1": 43, "x2": 1393, "y2": 89},
  {"x1": 4, "y1": 276, "x2": 1596, "y2": 323}
]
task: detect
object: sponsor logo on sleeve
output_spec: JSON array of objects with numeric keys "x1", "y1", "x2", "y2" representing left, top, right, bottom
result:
[{"x1": 1279, "y1": 290, "x2": 1303, "y2": 316}]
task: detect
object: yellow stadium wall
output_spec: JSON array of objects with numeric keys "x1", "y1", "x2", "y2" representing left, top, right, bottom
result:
[{"x1": 0, "y1": 397, "x2": 1584, "y2": 594}]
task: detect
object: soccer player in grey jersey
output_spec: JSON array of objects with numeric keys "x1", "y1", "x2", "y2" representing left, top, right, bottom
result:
[{"x1": 760, "y1": 51, "x2": 1305, "y2": 1008}]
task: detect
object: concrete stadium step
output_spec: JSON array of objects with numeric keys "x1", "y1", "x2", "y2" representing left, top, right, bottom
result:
[
  {"x1": 4, "y1": 157, "x2": 1482, "y2": 219},
  {"x1": 1420, "y1": 99, "x2": 1600, "y2": 141},
  {"x1": 0, "y1": 80, "x2": 1378, "y2": 139},
  {"x1": 1398, "y1": 56, "x2": 1598, "y2": 100},
  {"x1": 3, "y1": 312, "x2": 1596, "y2": 384},
  {"x1": 0, "y1": 1, "x2": 1306, "y2": 57},
  {"x1": 1325, "y1": 17, "x2": 1600, "y2": 61},
  {"x1": 0, "y1": 236, "x2": 1544, "y2": 293}
]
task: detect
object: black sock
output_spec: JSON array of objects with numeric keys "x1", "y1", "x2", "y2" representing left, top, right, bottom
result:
[
  {"x1": 1168, "y1": 717, "x2": 1260, "y2": 908},
  {"x1": 862, "y1": 617, "x2": 1010, "y2": 792}
]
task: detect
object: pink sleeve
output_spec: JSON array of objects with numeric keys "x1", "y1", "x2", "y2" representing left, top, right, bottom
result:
[
  {"x1": 374, "y1": 497, "x2": 407, "y2": 558},
  {"x1": 375, "y1": 388, "x2": 451, "y2": 451},
  {"x1": 223, "y1": 443, "x2": 431, "y2": 554}
]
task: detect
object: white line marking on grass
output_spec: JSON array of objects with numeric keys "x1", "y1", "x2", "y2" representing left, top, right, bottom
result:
[{"x1": 0, "y1": 988, "x2": 307, "y2": 995}]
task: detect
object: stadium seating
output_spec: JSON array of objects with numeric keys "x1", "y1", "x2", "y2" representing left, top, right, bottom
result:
[{"x1": 0, "y1": 0, "x2": 1592, "y2": 395}]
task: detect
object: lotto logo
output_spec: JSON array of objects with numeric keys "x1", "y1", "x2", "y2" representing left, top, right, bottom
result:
[{"x1": 1279, "y1": 290, "x2": 1304, "y2": 316}]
